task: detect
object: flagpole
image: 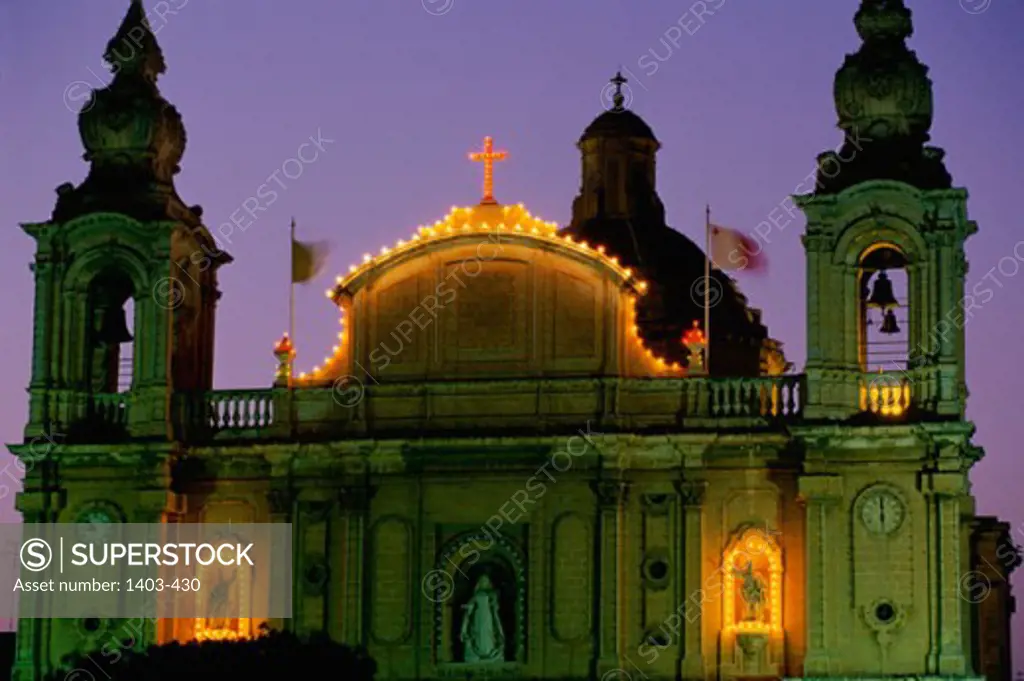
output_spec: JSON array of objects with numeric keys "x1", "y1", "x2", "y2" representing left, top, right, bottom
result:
[
  {"x1": 704, "y1": 204, "x2": 711, "y2": 375},
  {"x1": 289, "y1": 217, "x2": 296, "y2": 389}
]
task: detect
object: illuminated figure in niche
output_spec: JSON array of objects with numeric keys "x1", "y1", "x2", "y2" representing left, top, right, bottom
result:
[
  {"x1": 194, "y1": 536, "x2": 252, "y2": 641},
  {"x1": 723, "y1": 529, "x2": 782, "y2": 635},
  {"x1": 460, "y1": 575, "x2": 505, "y2": 663},
  {"x1": 734, "y1": 560, "x2": 765, "y2": 622}
]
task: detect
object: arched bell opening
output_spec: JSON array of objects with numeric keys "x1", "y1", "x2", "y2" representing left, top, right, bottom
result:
[
  {"x1": 86, "y1": 269, "x2": 135, "y2": 395},
  {"x1": 857, "y1": 243, "x2": 912, "y2": 416},
  {"x1": 858, "y1": 244, "x2": 909, "y2": 373}
]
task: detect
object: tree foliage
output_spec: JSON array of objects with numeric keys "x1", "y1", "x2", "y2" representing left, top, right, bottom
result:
[{"x1": 48, "y1": 628, "x2": 376, "y2": 681}]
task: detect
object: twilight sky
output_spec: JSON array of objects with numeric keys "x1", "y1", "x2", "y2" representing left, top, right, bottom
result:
[{"x1": 2, "y1": 0, "x2": 1023, "y2": 650}]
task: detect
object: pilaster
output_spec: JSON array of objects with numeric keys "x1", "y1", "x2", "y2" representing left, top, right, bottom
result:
[
  {"x1": 294, "y1": 490, "x2": 334, "y2": 636},
  {"x1": 337, "y1": 484, "x2": 376, "y2": 646},
  {"x1": 797, "y1": 474, "x2": 843, "y2": 675},
  {"x1": 15, "y1": 491, "x2": 66, "y2": 681},
  {"x1": 922, "y1": 471, "x2": 968, "y2": 674},
  {"x1": 590, "y1": 480, "x2": 629, "y2": 679},
  {"x1": 674, "y1": 479, "x2": 706, "y2": 680}
]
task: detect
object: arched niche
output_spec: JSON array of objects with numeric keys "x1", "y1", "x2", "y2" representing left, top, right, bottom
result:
[
  {"x1": 432, "y1": 531, "x2": 527, "y2": 666},
  {"x1": 722, "y1": 526, "x2": 783, "y2": 638}
]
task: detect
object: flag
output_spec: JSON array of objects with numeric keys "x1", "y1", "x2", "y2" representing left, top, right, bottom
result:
[
  {"x1": 292, "y1": 239, "x2": 329, "y2": 284},
  {"x1": 709, "y1": 224, "x2": 766, "y2": 272}
]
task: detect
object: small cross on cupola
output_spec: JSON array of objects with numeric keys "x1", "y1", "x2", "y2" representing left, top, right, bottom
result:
[{"x1": 610, "y1": 71, "x2": 628, "y2": 110}]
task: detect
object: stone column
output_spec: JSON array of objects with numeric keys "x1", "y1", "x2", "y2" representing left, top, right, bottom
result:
[
  {"x1": 337, "y1": 485, "x2": 375, "y2": 646},
  {"x1": 673, "y1": 480, "x2": 706, "y2": 680},
  {"x1": 923, "y1": 471, "x2": 968, "y2": 674},
  {"x1": 797, "y1": 474, "x2": 843, "y2": 674},
  {"x1": 26, "y1": 257, "x2": 54, "y2": 438},
  {"x1": 590, "y1": 480, "x2": 628, "y2": 677}
]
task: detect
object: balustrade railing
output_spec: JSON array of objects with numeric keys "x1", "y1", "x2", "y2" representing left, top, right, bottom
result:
[
  {"x1": 89, "y1": 392, "x2": 129, "y2": 427},
  {"x1": 858, "y1": 372, "x2": 912, "y2": 416},
  {"x1": 204, "y1": 390, "x2": 276, "y2": 430},
  {"x1": 703, "y1": 376, "x2": 802, "y2": 418}
]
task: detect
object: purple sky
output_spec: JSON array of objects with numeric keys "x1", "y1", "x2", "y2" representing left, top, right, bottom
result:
[{"x1": 2, "y1": 0, "x2": 1023, "y2": 653}]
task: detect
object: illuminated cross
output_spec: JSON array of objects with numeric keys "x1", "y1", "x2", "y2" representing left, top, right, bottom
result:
[{"x1": 468, "y1": 136, "x2": 508, "y2": 204}]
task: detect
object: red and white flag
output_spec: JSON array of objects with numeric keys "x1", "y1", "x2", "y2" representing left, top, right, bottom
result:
[{"x1": 709, "y1": 224, "x2": 766, "y2": 272}]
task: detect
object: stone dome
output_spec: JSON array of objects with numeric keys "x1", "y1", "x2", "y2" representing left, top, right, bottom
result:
[
  {"x1": 833, "y1": 0, "x2": 933, "y2": 143},
  {"x1": 580, "y1": 109, "x2": 657, "y2": 143}
]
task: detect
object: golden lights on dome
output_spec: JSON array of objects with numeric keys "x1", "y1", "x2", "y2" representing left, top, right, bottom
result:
[
  {"x1": 284, "y1": 201, "x2": 685, "y2": 383},
  {"x1": 628, "y1": 294, "x2": 684, "y2": 375},
  {"x1": 327, "y1": 203, "x2": 645, "y2": 300}
]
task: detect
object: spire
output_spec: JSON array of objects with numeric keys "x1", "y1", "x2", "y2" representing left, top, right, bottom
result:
[
  {"x1": 835, "y1": 0, "x2": 930, "y2": 143},
  {"x1": 56, "y1": 0, "x2": 191, "y2": 223},
  {"x1": 104, "y1": 0, "x2": 167, "y2": 84},
  {"x1": 812, "y1": 0, "x2": 951, "y2": 194}
]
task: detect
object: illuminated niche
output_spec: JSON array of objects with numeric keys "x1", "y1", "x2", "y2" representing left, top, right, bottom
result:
[
  {"x1": 722, "y1": 528, "x2": 782, "y2": 636},
  {"x1": 193, "y1": 534, "x2": 254, "y2": 642}
]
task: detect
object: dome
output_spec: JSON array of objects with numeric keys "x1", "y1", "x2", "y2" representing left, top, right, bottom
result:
[
  {"x1": 580, "y1": 72, "x2": 658, "y2": 144},
  {"x1": 834, "y1": 0, "x2": 933, "y2": 143},
  {"x1": 332, "y1": 202, "x2": 637, "y2": 297},
  {"x1": 580, "y1": 109, "x2": 657, "y2": 143},
  {"x1": 561, "y1": 219, "x2": 767, "y2": 374}
]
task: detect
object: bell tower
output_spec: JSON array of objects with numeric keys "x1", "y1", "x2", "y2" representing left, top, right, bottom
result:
[
  {"x1": 21, "y1": 0, "x2": 230, "y2": 441},
  {"x1": 796, "y1": 0, "x2": 974, "y2": 421}
]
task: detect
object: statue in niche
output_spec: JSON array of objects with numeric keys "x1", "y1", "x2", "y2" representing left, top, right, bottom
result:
[
  {"x1": 460, "y1": 574, "x2": 505, "y2": 663},
  {"x1": 733, "y1": 560, "x2": 765, "y2": 622}
]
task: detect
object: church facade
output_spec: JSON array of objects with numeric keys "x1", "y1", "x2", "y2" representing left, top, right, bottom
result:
[{"x1": 8, "y1": 1, "x2": 1019, "y2": 680}]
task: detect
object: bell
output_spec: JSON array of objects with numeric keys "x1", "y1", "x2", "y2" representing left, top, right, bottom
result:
[
  {"x1": 867, "y1": 271, "x2": 898, "y2": 309},
  {"x1": 879, "y1": 309, "x2": 900, "y2": 335},
  {"x1": 98, "y1": 306, "x2": 133, "y2": 344}
]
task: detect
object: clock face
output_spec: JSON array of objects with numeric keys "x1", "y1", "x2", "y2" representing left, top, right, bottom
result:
[
  {"x1": 860, "y1": 490, "x2": 905, "y2": 535},
  {"x1": 76, "y1": 507, "x2": 116, "y2": 542}
]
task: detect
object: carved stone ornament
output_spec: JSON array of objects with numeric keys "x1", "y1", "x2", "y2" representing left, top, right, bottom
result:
[
  {"x1": 641, "y1": 493, "x2": 672, "y2": 516},
  {"x1": 590, "y1": 480, "x2": 627, "y2": 508},
  {"x1": 302, "y1": 555, "x2": 329, "y2": 596},
  {"x1": 862, "y1": 598, "x2": 906, "y2": 649},
  {"x1": 674, "y1": 480, "x2": 706, "y2": 507},
  {"x1": 266, "y1": 488, "x2": 293, "y2": 515},
  {"x1": 338, "y1": 485, "x2": 377, "y2": 512}
]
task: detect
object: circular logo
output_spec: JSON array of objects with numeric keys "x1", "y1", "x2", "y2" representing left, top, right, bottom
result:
[
  {"x1": 689, "y1": 275, "x2": 723, "y2": 308},
  {"x1": 601, "y1": 670, "x2": 633, "y2": 681},
  {"x1": 600, "y1": 81, "x2": 634, "y2": 112},
  {"x1": 958, "y1": 570, "x2": 991, "y2": 603},
  {"x1": 21, "y1": 538, "x2": 52, "y2": 572},
  {"x1": 152, "y1": 277, "x2": 186, "y2": 310},
  {"x1": 332, "y1": 375, "x2": 365, "y2": 408},
  {"x1": 63, "y1": 669, "x2": 97, "y2": 681},
  {"x1": 421, "y1": 0, "x2": 454, "y2": 16},
  {"x1": 421, "y1": 569, "x2": 455, "y2": 603},
  {"x1": 960, "y1": 0, "x2": 991, "y2": 14},
  {"x1": 63, "y1": 81, "x2": 96, "y2": 114}
]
